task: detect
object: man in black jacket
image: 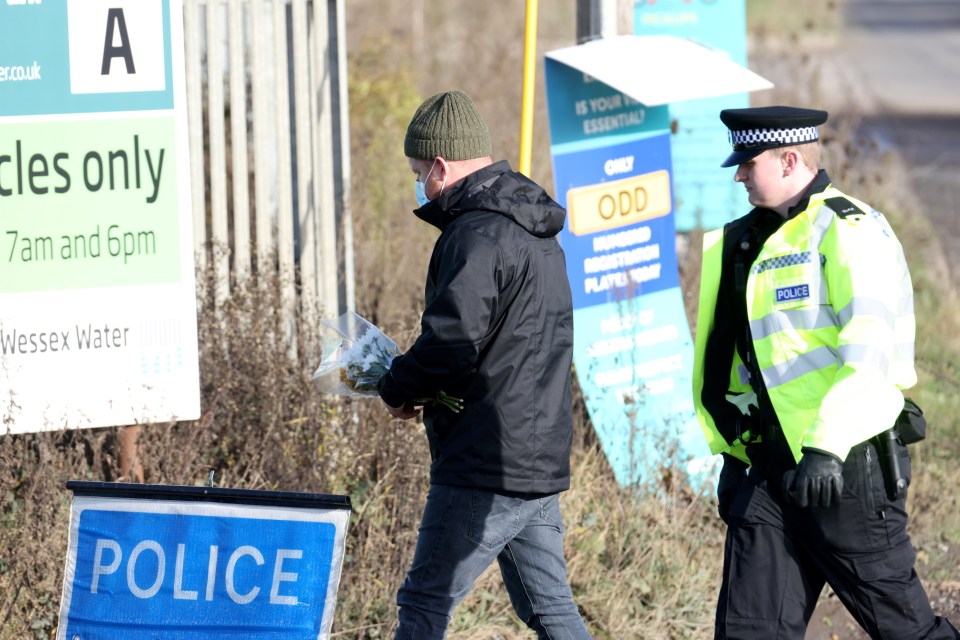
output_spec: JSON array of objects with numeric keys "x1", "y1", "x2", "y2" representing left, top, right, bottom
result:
[{"x1": 378, "y1": 90, "x2": 591, "y2": 640}]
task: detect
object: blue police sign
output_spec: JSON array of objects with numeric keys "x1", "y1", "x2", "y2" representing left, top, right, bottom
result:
[{"x1": 57, "y1": 482, "x2": 351, "y2": 639}]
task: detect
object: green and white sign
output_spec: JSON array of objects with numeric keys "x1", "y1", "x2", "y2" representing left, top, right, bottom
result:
[{"x1": 0, "y1": 0, "x2": 199, "y2": 434}]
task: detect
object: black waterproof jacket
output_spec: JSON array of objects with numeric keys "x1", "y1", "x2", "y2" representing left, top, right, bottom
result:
[{"x1": 378, "y1": 161, "x2": 574, "y2": 494}]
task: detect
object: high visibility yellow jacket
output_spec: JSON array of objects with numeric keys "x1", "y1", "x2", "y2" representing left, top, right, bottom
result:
[{"x1": 692, "y1": 176, "x2": 916, "y2": 463}]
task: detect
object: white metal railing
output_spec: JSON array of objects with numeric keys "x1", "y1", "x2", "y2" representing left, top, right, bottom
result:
[{"x1": 183, "y1": 0, "x2": 352, "y2": 320}]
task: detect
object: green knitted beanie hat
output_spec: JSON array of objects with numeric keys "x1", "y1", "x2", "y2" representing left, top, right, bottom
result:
[{"x1": 404, "y1": 90, "x2": 492, "y2": 161}]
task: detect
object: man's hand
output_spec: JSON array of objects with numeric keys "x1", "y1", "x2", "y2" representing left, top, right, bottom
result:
[
  {"x1": 384, "y1": 400, "x2": 420, "y2": 420},
  {"x1": 717, "y1": 453, "x2": 749, "y2": 523},
  {"x1": 788, "y1": 448, "x2": 844, "y2": 508}
]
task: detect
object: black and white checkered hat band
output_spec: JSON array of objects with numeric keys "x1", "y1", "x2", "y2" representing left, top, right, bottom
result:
[{"x1": 729, "y1": 126, "x2": 819, "y2": 149}]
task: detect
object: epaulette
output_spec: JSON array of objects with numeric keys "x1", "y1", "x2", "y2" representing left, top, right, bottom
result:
[{"x1": 823, "y1": 196, "x2": 864, "y2": 219}]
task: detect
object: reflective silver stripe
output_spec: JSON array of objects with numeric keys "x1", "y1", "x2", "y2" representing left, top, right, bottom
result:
[
  {"x1": 750, "y1": 305, "x2": 839, "y2": 341},
  {"x1": 838, "y1": 343, "x2": 891, "y2": 375},
  {"x1": 897, "y1": 277, "x2": 915, "y2": 315},
  {"x1": 835, "y1": 297, "x2": 897, "y2": 329},
  {"x1": 813, "y1": 195, "x2": 838, "y2": 228},
  {"x1": 811, "y1": 198, "x2": 836, "y2": 245},
  {"x1": 815, "y1": 272, "x2": 829, "y2": 305},
  {"x1": 762, "y1": 345, "x2": 839, "y2": 388},
  {"x1": 899, "y1": 290, "x2": 914, "y2": 316},
  {"x1": 763, "y1": 342, "x2": 897, "y2": 389},
  {"x1": 895, "y1": 340, "x2": 915, "y2": 363}
]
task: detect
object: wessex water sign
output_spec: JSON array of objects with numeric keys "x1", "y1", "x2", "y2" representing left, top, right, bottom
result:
[
  {"x1": 58, "y1": 482, "x2": 352, "y2": 639},
  {"x1": 0, "y1": 0, "x2": 200, "y2": 433}
]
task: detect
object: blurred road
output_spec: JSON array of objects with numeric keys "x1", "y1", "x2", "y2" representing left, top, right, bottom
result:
[{"x1": 831, "y1": 0, "x2": 960, "y2": 281}]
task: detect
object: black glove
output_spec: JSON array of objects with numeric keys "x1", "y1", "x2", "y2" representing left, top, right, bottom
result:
[
  {"x1": 788, "y1": 448, "x2": 844, "y2": 508},
  {"x1": 717, "y1": 453, "x2": 748, "y2": 523}
]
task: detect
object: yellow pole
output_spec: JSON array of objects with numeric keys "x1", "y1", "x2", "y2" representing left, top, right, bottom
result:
[{"x1": 519, "y1": 0, "x2": 539, "y2": 177}]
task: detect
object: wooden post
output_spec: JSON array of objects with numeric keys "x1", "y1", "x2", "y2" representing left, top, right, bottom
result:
[
  {"x1": 618, "y1": 0, "x2": 633, "y2": 36},
  {"x1": 119, "y1": 426, "x2": 144, "y2": 483}
]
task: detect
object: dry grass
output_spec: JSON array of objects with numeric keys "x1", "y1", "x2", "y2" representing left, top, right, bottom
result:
[{"x1": 746, "y1": 0, "x2": 843, "y2": 44}]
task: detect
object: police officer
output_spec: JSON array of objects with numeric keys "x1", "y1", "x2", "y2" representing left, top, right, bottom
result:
[{"x1": 691, "y1": 106, "x2": 960, "y2": 639}]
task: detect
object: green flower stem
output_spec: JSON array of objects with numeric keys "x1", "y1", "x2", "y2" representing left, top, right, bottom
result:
[{"x1": 413, "y1": 390, "x2": 464, "y2": 413}]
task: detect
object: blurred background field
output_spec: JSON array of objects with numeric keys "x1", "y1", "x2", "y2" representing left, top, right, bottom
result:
[{"x1": 2, "y1": 0, "x2": 959, "y2": 638}]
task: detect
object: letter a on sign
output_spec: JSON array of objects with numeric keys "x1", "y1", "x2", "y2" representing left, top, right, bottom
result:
[
  {"x1": 102, "y1": 9, "x2": 136, "y2": 75},
  {"x1": 67, "y1": 0, "x2": 166, "y2": 94}
]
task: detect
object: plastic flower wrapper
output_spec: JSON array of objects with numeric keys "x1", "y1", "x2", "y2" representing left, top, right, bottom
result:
[{"x1": 312, "y1": 312, "x2": 463, "y2": 413}]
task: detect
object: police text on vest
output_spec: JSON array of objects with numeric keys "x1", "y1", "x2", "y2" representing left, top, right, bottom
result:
[{"x1": 775, "y1": 284, "x2": 810, "y2": 302}]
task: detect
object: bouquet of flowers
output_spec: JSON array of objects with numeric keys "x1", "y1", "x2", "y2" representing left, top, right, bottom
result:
[{"x1": 313, "y1": 312, "x2": 463, "y2": 413}]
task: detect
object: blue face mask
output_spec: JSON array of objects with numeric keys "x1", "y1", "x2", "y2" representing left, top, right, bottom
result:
[
  {"x1": 415, "y1": 179, "x2": 429, "y2": 207},
  {"x1": 414, "y1": 161, "x2": 444, "y2": 207}
]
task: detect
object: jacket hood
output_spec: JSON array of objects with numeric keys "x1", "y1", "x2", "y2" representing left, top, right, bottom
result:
[{"x1": 414, "y1": 160, "x2": 567, "y2": 238}]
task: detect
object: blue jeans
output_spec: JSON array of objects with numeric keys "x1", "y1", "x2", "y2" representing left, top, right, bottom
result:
[{"x1": 394, "y1": 484, "x2": 592, "y2": 640}]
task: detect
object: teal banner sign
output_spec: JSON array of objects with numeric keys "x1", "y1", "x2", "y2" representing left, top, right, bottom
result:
[
  {"x1": 545, "y1": 56, "x2": 713, "y2": 487},
  {"x1": 634, "y1": 0, "x2": 750, "y2": 231}
]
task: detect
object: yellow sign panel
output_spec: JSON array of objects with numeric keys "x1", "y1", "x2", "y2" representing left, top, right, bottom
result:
[{"x1": 567, "y1": 169, "x2": 672, "y2": 236}]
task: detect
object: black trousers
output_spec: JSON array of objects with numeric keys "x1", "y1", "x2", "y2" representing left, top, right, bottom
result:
[{"x1": 716, "y1": 438, "x2": 959, "y2": 640}]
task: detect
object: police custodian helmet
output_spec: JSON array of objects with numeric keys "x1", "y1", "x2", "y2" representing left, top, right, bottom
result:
[{"x1": 719, "y1": 106, "x2": 828, "y2": 168}]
